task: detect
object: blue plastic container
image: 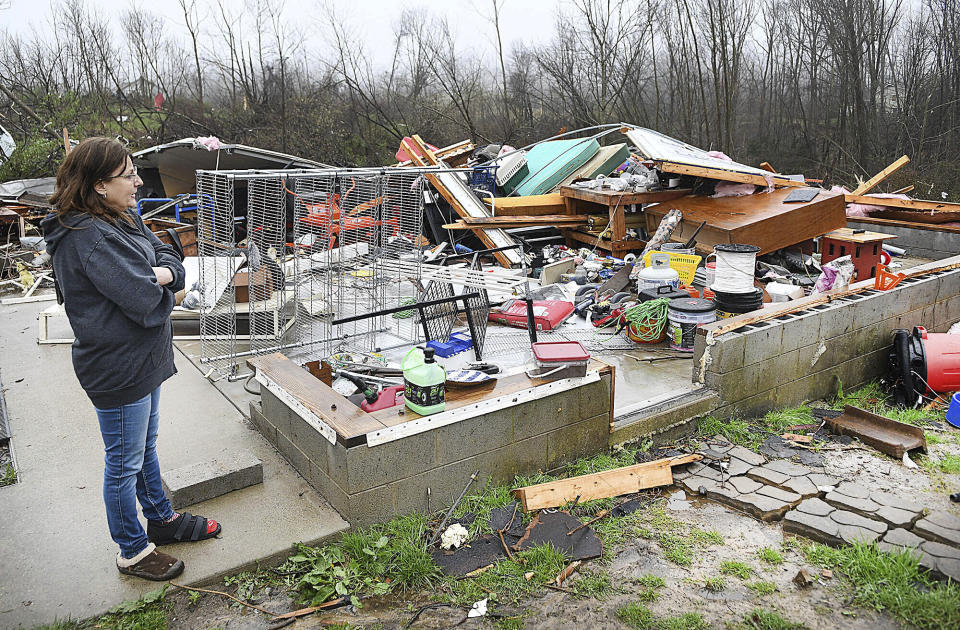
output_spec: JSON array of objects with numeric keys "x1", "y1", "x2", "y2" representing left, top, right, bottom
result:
[
  {"x1": 427, "y1": 332, "x2": 473, "y2": 358},
  {"x1": 469, "y1": 166, "x2": 497, "y2": 195},
  {"x1": 947, "y1": 392, "x2": 960, "y2": 429}
]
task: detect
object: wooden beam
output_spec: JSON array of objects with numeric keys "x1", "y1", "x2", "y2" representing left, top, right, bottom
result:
[
  {"x1": 653, "y1": 160, "x2": 806, "y2": 187},
  {"x1": 759, "y1": 162, "x2": 776, "y2": 173},
  {"x1": 851, "y1": 155, "x2": 909, "y2": 195},
  {"x1": 843, "y1": 193, "x2": 960, "y2": 213},
  {"x1": 481, "y1": 194, "x2": 567, "y2": 216},
  {"x1": 891, "y1": 185, "x2": 914, "y2": 195},
  {"x1": 402, "y1": 135, "x2": 514, "y2": 268},
  {"x1": 511, "y1": 454, "x2": 701, "y2": 511},
  {"x1": 462, "y1": 214, "x2": 590, "y2": 225}
]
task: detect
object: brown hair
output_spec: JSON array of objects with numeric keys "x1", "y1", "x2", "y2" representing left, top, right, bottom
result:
[{"x1": 49, "y1": 137, "x2": 134, "y2": 225}]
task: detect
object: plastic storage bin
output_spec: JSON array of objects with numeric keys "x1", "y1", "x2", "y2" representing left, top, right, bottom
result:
[{"x1": 529, "y1": 341, "x2": 590, "y2": 379}]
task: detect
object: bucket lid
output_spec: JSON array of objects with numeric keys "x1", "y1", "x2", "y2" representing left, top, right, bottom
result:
[
  {"x1": 714, "y1": 243, "x2": 761, "y2": 254},
  {"x1": 531, "y1": 340, "x2": 590, "y2": 362},
  {"x1": 668, "y1": 297, "x2": 716, "y2": 313},
  {"x1": 640, "y1": 285, "x2": 688, "y2": 302}
]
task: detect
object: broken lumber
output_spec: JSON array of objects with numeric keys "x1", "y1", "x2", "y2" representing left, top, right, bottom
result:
[
  {"x1": 401, "y1": 135, "x2": 516, "y2": 268},
  {"x1": 511, "y1": 454, "x2": 701, "y2": 511},
  {"x1": 851, "y1": 155, "x2": 909, "y2": 195},
  {"x1": 481, "y1": 193, "x2": 567, "y2": 216},
  {"x1": 842, "y1": 194, "x2": 960, "y2": 213}
]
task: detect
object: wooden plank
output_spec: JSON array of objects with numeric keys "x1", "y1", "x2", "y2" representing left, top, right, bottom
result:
[
  {"x1": 851, "y1": 155, "x2": 909, "y2": 195},
  {"x1": 842, "y1": 193, "x2": 960, "y2": 213},
  {"x1": 462, "y1": 214, "x2": 590, "y2": 225},
  {"x1": 558, "y1": 186, "x2": 693, "y2": 206},
  {"x1": 891, "y1": 185, "x2": 914, "y2": 195},
  {"x1": 561, "y1": 228, "x2": 646, "y2": 253},
  {"x1": 481, "y1": 194, "x2": 566, "y2": 215},
  {"x1": 653, "y1": 161, "x2": 806, "y2": 187},
  {"x1": 760, "y1": 162, "x2": 776, "y2": 173},
  {"x1": 403, "y1": 135, "x2": 515, "y2": 268},
  {"x1": 821, "y1": 228, "x2": 898, "y2": 244},
  {"x1": 444, "y1": 220, "x2": 589, "y2": 230},
  {"x1": 846, "y1": 216, "x2": 960, "y2": 235},
  {"x1": 395, "y1": 139, "x2": 474, "y2": 167},
  {"x1": 644, "y1": 189, "x2": 846, "y2": 255},
  {"x1": 247, "y1": 353, "x2": 386, "y2": 442},
  {"x1": 511, "y1": 454, "x2": 702, "y2": 511}
]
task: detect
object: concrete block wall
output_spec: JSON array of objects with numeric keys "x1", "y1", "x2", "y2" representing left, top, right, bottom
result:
[
  {"x1": 694, "y1": 260, "x2": 960, "y2": 419},
  {"x1": 250, "y1": 374, "x2": 613, "y2": 528}
]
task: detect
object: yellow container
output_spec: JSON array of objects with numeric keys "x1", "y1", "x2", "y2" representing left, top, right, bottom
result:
[{"x1": 642, "y1": 251, "x2": 702, "y2": 286}]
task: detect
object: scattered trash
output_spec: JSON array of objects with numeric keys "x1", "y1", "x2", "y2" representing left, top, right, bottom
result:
[
  {"x1": 793, "y1": 569, "x2": 815, "y2": 588},
  {"x1": 825, "y1": 405, "x2": 927, "y2": 459},
  {"x1": 440, "y1": 523, "x2": 470, "y2": 550},
  {"x1": 514, "y1": 512, "x2": 603, "y2": 561},
  {"x1": 467, "y1": 598, "x2": 487, "y2": 618}
]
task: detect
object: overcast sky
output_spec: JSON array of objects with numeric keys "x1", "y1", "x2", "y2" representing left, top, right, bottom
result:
[{"x1": 3, "y1": 0, "x2": 561, "y2": 66}]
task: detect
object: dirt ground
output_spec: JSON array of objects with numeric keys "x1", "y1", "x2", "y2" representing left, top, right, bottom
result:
[{"x1": 146, "y1": 428, "x2": 960, "y2": 630}]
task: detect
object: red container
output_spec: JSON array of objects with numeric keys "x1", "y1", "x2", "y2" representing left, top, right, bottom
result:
[
  {"x1": 917, "y1": 327, "x2": 960, "y2": 393},
  {"x1": 531, "y1": 341, "x2": 590, "y2": 379}
]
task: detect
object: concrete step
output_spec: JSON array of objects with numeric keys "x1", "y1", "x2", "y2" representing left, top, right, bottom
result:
[{"x1": 609, "y1": 387, "x2": 720, "y2": 446}]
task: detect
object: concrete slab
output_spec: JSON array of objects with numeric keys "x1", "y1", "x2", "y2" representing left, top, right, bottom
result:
[{"x1": 0, "y1": 300, "x2": 348, "y2": 629}]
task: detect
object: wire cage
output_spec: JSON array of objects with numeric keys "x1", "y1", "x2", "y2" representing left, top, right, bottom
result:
[{"x1": 195, "y1": 167, "x2": 439, "y2": 376}]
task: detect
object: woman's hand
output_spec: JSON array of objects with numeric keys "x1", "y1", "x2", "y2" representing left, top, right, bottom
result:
[{"x1": 152, "y1": 266, "x2": 174, "y2": 286}]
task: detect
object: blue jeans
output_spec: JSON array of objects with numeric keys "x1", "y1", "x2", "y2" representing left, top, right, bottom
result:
[{"x1": 95, "y1": 386, "x2": 175, "y2": 558}]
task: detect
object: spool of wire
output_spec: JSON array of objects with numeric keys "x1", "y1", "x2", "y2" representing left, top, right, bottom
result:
[{"x1": 711, "y1": 244, "x2": 760, "y2": 293}]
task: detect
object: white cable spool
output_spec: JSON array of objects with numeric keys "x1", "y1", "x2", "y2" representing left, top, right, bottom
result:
[{"x1": 711, "y1": 244, "x2": 760, "y2": 293}]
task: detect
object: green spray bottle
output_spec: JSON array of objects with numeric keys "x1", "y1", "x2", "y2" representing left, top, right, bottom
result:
[{"x1": 402, "y1": 346, "x2": 446, "y2": 415}]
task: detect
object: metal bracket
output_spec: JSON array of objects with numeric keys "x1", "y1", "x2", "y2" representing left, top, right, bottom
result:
[
  {"x1": 255, "y1": 369, "x2": 338, "y2": 445},
  {"x1": 365, "y1": 372, "x2": 601, "y2": 447}
]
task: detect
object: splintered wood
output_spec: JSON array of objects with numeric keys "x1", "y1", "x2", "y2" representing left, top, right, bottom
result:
[{"x1": 511, "y1": 454, "x2": 702, "y2": 511}]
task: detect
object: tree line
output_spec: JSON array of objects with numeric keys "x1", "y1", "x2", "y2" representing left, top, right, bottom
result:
[{"x1": 1, "y1": 0, "x2": 958, "y2": 196}]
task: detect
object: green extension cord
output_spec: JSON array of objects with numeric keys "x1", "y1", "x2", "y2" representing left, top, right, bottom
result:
[{"x1": 621, "y1": 298, "x2": 671, "y2": 341}]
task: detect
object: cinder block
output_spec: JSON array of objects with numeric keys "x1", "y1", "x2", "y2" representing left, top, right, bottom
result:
[
  {"x1": 715, "y1": 363, "x2": 760, "y2": 404},
  {"x1": 248, "y1": 402, "x2": 277, "y2": 445},
  {"x1": 819, "y1": 304, "x2": 854, "y2": 338},
  {"x1": 816, "y1": 331, "x2": 856, "y2": 370},
  {"x1": 781, "y1": 312, "x2": 821, "y2": 352},
  {"x1": 711, "y1": 332, "x2": 746, "y2": 373},
  {"x1": 262, "y1": 389, "x2": 331, "y2": 478},
  {"x1": 546, "y1": 413, "x2": 609, "y2": 472},
  {"x1": 578, "y1": 375, "x2": 612, "y2": 420},
  {"x1": 344, "y1": 428, "x2": 436, "y2": 493},
  {"x1": 937, "y1": 271, "x2": 960, "y2": 302},
  {"x1": 742, "y1": 323, "x2": 783, "y2": 366},
  {"x1": 435, "y1": 407, "x2": 514, "y2": 465},
  {"x1": 274, "y1": 426, "x2": 313, "y2": 489},
  {"x1": 897, "y1": 308, "x2": 925, "y2": 330},
  {"x1": 348, "y1": 481, "x2": 400, "y2": 528},
  {"x1": 161, "y1": 449, "x2": 263, "y2": 508},
  {"x1": 852, "y1": 294, "x2": 891, "y2": 331},
  {"x1": 776, "y1": 374, "x2": 817, "y2": 408},
  {"x1": 908, "y1": 277, "x2": 941, "y2": 312},
  {"x1": 731, "y1": 388, "x2": 778, "y2": 418},
  {"x1": 394, "y1": 457, "x2": 479, "y2": 517},
  {"x1": 755, "y1": 351, "x2": 796, "y2": 394},
  {"x1": 476, "y1": 434, "x2": 549, "y2": 484},
  {"x1": 514, "y1": 391, "x2": 575, "y2": 441}
]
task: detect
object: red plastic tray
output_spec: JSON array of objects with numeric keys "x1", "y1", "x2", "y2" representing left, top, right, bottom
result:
[{"x1": 531, "y1": 341, "x2": 590, "y2": 364}]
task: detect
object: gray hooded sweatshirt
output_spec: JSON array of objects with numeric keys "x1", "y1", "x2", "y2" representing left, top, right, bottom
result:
[{"x1": 42, "y1": 210, "x2": 185, "y2": 408}]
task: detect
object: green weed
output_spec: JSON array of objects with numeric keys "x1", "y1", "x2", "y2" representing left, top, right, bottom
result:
[
  {"x1": 720, "y1": 560, "x2": 755, "y2": 579},
  {"x1": 921, "y1": 453, "x2": 960, "y2": 474},
  {"x1": 832, "y1": 381, "x2": 945, "y2": 425},
  {"x1": 453, "y1": 480, "x2": 516, "y2": 536},
  {"x1": 634, "y1": 501, "x2": 723, "y2": 566},
  {"x1": 697, "y1": 406, "x2": 813, "y2": 450},
  {"x1": 0, "y1": 463, "x2": 16, "y2": 487},
  {"x1": 30, "y1": 620, "x2": 82, "y2": 630},
  {"x1": 737, "y1": 608, "x2": 808, "y2": 629},
  {"x1": 756, "y1": 547, "x2": 783, "y2": 565},
  {"x1": 572, "y1": 570, "x2": 617, "y2": 599},
  {"x1": 658, "y1": 613, "x2": 708, "y2": 630},
  {"x1": 704, "y1": 576, "x2": 726, "y2": 592},
  {"x1": 745, "y1": 580, "x2": 777, "y2": 596},
  {"x1": 495, "y1": 616, "x2": 526, "y2": 630},
  {"x1": 801, "y1": 541, "x2": 960, "y2": 630},
  {"x1": 616, "y1": 602, "x2": 655, "y2": 629},
  {"x1": 636, "y1": 575, "x2": 666, "y2": 589},
  {"x1": 187, "y1": 590, "x2": 202, "y2": 606}
]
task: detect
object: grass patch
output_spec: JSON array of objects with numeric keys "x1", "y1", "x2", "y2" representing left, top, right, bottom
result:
[
  {"x1": 572, "y1": 569, "x2": 617, "y2": 599},
  {"x1": 453, "y1": 480, "x2": 517, "y2": 536},
  {"x1": 737, "y1": 608, "x2": 807, "y2": 629},
  {"x1": 801, "y1": 541, "x2": 960, "y2": 630},
  {"x1": 921, "y1": 453, "x2": 960, "y2": 474},
  {"x1": 756, "y1": 547, "x2": 783, "y2": 566},
  {"x1": 617, "y1": 602, "x2": 655, "y2": 629},
  {"x1": 697, "y1": 406, "x2": 814, "y2": 450},
  {"x1": 0, "y1": 463, "x2": 16, "y2": 487},
  {"x1": 281, "y1": 512, "x2": 439, "y2": 606},
  {"x1": 494, "y1": 616, "x2": 525, "y2": 630},
  {"x1": 720, "y1": 560, "x2": 755, "y2": 580},
  {"x1": 704, "y1": 576, "x2": 726, "y2": 592},
  {"x1": 745, "y1": 580, "x2": 777, "y2": 596},
  {"x1": 636, "y1": 574, "x2": 666, "y2": 589},
  {"x1": 633, "y1": 501, "x2": 724, "y2": 566},
  {"x1": 832, "y1": 380, "x2": 945, "y2": 426},
  {"x1": 442, "y1": 543, "x2": 567, "y2": 607},
  {"x1": 659, "y1": 613, "x2": 708, "y2": 630}
]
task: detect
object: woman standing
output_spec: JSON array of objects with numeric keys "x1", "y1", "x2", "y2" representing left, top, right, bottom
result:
[{"x1": 43, "y1": 137, "x2": 220, "y2": 581}]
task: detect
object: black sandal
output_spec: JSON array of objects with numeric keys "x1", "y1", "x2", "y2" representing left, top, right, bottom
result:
[{"x1": 147, "y1": 512, "x2": 221, "y2": 545}]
